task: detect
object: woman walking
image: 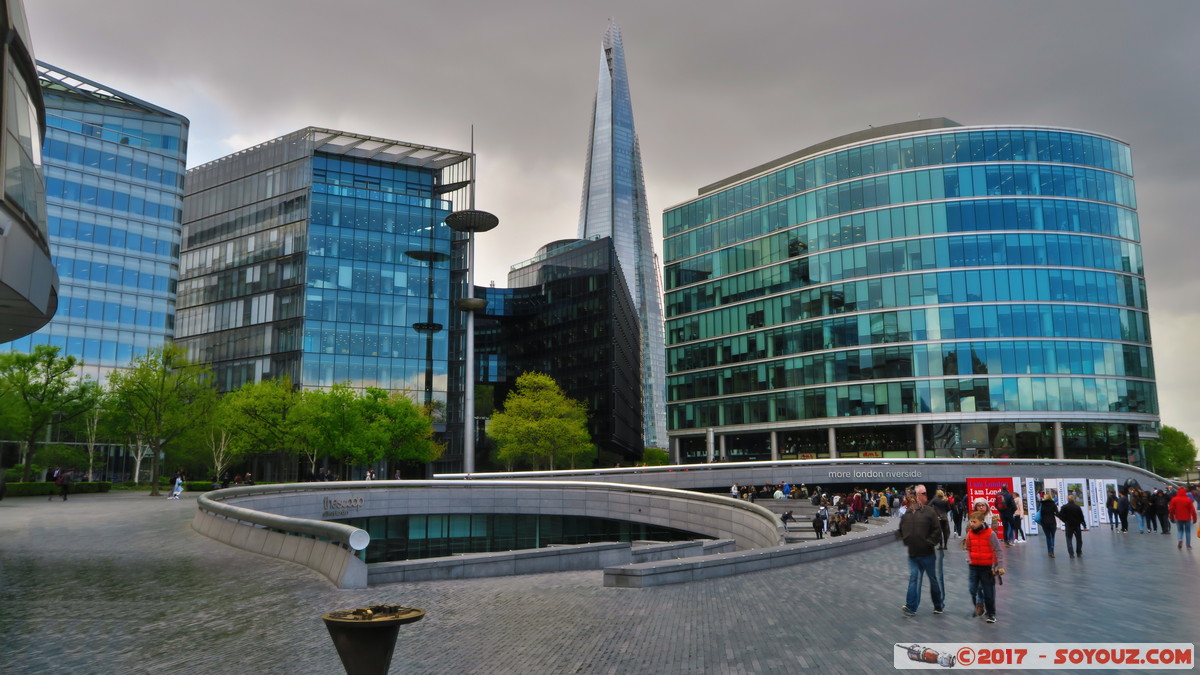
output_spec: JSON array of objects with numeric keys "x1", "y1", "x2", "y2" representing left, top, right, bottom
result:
[{"x1": 1039, "y1": 490, "x2": 1059, "y2": 557}]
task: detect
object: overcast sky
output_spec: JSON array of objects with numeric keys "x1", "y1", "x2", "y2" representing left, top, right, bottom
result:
[{"x1": 27, "y1": 0, "x2": 1200, "y2": 443}]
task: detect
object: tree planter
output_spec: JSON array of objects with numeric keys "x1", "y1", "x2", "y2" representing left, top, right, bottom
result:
[{"x1": 322, "y1": 605, "x2": 425, "y2": 675}]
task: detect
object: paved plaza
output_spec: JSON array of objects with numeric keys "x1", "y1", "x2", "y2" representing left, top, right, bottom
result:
[{"x1": 1, "y1": 490, "x2": 1197, "y2": 674}]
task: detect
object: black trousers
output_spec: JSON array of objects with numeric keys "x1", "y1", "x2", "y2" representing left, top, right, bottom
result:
[{"x1": 1064, "y1": 526, "x2": 1083, "y2": 554}]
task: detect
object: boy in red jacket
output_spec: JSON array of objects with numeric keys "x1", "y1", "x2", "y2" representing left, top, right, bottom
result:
[{"x1": 964, "y1": 514, "x2": 1004, "y2": 623}]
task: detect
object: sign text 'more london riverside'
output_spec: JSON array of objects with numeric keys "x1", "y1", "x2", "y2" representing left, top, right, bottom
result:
[
  {"x1": 322, "y1": 496, "x2": 365, "y2": 518},
  {"x1": 828, "y1": 470, "x2": 923, "y2": 479}
]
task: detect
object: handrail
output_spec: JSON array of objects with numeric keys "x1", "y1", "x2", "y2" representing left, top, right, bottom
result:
[
  {"x1": 197, "y1": 484, "x2": 371, "y2": 551},
  {"x1": 433, "y1": 457, "x2": 1172, "y2": 484},
  {"x1": 196, "y1": 479, "x2": 787, "y2": 553}
]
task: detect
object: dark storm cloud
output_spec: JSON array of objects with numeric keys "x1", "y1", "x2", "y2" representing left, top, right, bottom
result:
[{"x1": 28, "y1": 0, "x2": 1200, "y2": 437}]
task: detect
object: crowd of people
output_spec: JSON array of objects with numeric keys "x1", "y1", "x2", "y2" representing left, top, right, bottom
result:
[{"x1": 898, "y1": 482, "x2": 1200, "y2": 625}]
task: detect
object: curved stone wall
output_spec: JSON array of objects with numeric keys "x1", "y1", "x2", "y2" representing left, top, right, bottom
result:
[{"x1": 195, "y1": 480, "x2": 784, "y2": 588}]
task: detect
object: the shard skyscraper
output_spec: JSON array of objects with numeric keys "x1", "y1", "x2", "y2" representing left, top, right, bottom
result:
[{"x1": 579, "y1": 21, "x2": 667, "y2": 450}]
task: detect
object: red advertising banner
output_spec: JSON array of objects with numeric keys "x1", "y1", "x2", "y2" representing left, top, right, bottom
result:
[{"x1": 966, "y1": 477, "x2": 1015, "y2": 512}]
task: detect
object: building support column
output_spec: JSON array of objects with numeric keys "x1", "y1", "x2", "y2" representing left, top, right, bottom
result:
[
  {"x1": 719, "y1": 434, "x2": 727, "y2": 462},
  {"x1": 915, "y1": 423, "x2": 926, "y2": 459},
  {"x1": 770, "y1": 431, "x2": 779, "y2": 461},
  {"x1": 1054, "y1": 421, "x2": 1064, "y2": 460},
  {"x1": 670, "y1": 436, "x2": 679, "y2": 465},
  {"x1": 706, "y1": 428, "x2": 715, "y2": 463},
  {"x1": 827, "y1": 427, "x2": 838, "y2": 459}
]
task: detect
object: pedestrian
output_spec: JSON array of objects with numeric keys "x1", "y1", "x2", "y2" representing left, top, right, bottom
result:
[
  {"x1": 1012, "y1": 492, "x2": 1027, "y2": 542},
  {"x1": 1058, "y1": 493, "x2": 1086, "y2": 558},
  {"x1": 811, "y1": 511, "x2": 825, "y2": 539},
  {"x1": 963, "y1": 512, "x2": 1003, "y2": 623},
  {"x1": 1105, "y1": 490, "x2": 1119, "y2": 531},
  {"x1": 54, "y1": 469, "x2": 73, "y2": 502},
  {"x1": 994, "y1": 486, "x2": 1017, "y2": 546},
  {"x1": 1154, "y1": 489, "x2": 1172, "y2": 534},
  {"x1": 899, "y1": 486, "x2": 944, "y2": 616},
  {"x1": 780, "y1": 510, "x2": 795, "y2": 530},
  {"x1": 1117, "y1": 489, "x2": 1130, "y2": 533},
  {"x1": 1039, "y1": 490, "x2": 1059, "y2": 557},
  {"x1": 167, "y1": 473, "x2": 184, "y2": 500},
  {"x1": 949, "y1": 492, "x2": 964, "y2": 537},
  {"x1": 730, "y1": 483, "x2": 739, "y2": 499},
  {"x1": 1168, "y1": 487, "x2": 1199, "y2": 550},
  {"x1": 930, "y1": 490, "x2": 951, "y2": 549}
]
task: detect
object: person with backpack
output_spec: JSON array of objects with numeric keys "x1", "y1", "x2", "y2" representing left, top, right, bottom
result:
[
  {"x1": 811, "y1": 511, "x2": 825, "y2": 539},
  {"x1": 994, "y1": 487, "x2": 1017, "y2": 546}
]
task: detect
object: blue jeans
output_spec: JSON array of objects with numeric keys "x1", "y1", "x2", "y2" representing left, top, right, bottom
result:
[
  {"x1": 906, "y1": 554, "x2": 943, "y2": 611},
  {"x1": 1136, "y1": 512, "x2": 1147, "y2": 532},
  {"x1": 1044, "y1": 528, "x2": 1056, "y2": 553},
  {"x1": 968, "y1": 565, "x2": 996, "y2": 616},
  {"x1": 1177, "y1": 520, "x2": 1193, "y2": 548}
]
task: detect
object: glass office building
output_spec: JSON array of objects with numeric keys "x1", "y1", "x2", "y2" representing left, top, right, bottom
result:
[
  {"x1": 176, "y1": 128, "x2": 473, "y2": 474},
  {"x1": 663, "y1": 119, "x2": 1158, "y2": 465},
  {"x1": 0, "y1": 0, "x2": 56, "y2": 343},
  {"x1": 178, "y1": 128, "x2": 472, "y2": 392},
  {"x1": 474, "y1": 237, "x2": 643, "y2": 465},
  {"x1": 1, "y1": 63, "x2": 188, "y2": 381},
  {"x1": 578, "y1": 21, "x2": 667, "y2": 449}
]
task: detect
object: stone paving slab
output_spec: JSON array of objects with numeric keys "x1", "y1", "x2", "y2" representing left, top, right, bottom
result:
[{"x1": 1, "y1": 491, "x2": 1197, "y2": 674}]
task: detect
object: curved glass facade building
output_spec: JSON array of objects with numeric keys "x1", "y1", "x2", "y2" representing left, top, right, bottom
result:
[
  {"x1": 663, "y1": 119, "x2": 1158, "y2": 465},
  {"x1": 0, "y1": 0, "x2": 57, "y2": 342}
]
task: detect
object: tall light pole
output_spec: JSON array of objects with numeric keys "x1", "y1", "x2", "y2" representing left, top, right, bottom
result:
[{"x1": 445, "y1": 140, "x2": 497, "y2": 475}]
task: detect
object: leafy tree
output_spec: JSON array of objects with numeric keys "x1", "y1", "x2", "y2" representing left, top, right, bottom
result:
[
  {"x1": 487, "y1": 372, "x2": 595, "y2": 470},
  {"x1": 0, "y1": 345, "x2": 100, "y2": 481},
  {"x1": 105, "y1": 345, "x2": 216, "y2": 496},
  {"x1": 641, "y1": 447, "x2": 670, "y2": 466},
  {"x1": 1145, "y1": 425, "x2": 1198, "y2": 478},
  {"x1": 301, "y1": 383, "x2": 369, "y2": 472},
  {"x1": 221, "y1": 376, "x2": 306, "y2": 474},
  {"x1": 361, "y1": 387, "x2": 442, "y2": 467},
  {"x1": 32, "y1": 443, "x2": 87, "y2": 474}
]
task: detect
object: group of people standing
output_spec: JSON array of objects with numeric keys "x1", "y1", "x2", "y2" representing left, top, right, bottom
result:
[{"x1": 901, "y1": 482, "x2": 1200, "y2": 625}]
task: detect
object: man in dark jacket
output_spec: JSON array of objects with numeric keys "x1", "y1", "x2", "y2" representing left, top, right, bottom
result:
[
  {"x1": 899, "y1": 485, "x2": 944, "y2": 616},
  {"x1": 1155, "y1": 489, "x2": 1172, "y2": 534},
  {"x1": 1058, "y1": 493, "x2": 1087, "y2": 558}
]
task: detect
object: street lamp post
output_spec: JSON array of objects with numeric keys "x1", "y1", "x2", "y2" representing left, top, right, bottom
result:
[{"x1": 445, "y1": 147, "x2": 497, "y2": 476}]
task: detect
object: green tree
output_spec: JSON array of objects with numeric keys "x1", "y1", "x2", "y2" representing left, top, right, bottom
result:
[
  {"x1": 221, "y1": 376, "x2": 306, "y2": 474},
  {"x1": 361, "y1": 387, "x2": 442, "y2": 468},
  {"x1": 106, "y1": 345, "x2": 216, "y2": 496},
  {"x1": 0, "y1": 345, "x2": 100, "y2": 481},
  {"x1": 641, "y1": 447, "x2": 670, "y2": 466},
  {"x1": 32, "y1": 443, "x2": 88, "y2": 474},
  {"x1": 1145, "y1": 425, "x2": 1198, "y2": 478},
  {"x1": 487, "y1": 372, "x2": 595, "y2": 470},
  {"x1": 300, "y1": 383, "x2": 369, "y2": 473}
]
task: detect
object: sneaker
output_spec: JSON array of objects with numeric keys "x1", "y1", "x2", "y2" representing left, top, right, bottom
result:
[
  {"x1": 986, "y1": 615, "x2": 997, "y2": 623},
  {"x1": 933, "y1": 607, "x2": 944, "y2": 615},
  {"x1": 1077, "y1": 551, "x2": 1083, "y2": 557},
  {"x1": 1068, "y1": 553, "x2": 1074, "y2": 558},
  {"x1": 973, "y1": 602, "x2": 984, "y2": 617},
  {"x1": 901, "y1": 606, "x2": 916, "y2": 617}
]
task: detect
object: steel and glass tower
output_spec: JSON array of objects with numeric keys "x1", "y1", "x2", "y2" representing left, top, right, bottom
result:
[{"x1": 578, "y1": 21, "x2": 666, "y2": 449}]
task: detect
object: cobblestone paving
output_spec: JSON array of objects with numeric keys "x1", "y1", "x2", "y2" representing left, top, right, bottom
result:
[{"x1": 1, "y1": 491, "x2": 1197, "y2": 674}]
